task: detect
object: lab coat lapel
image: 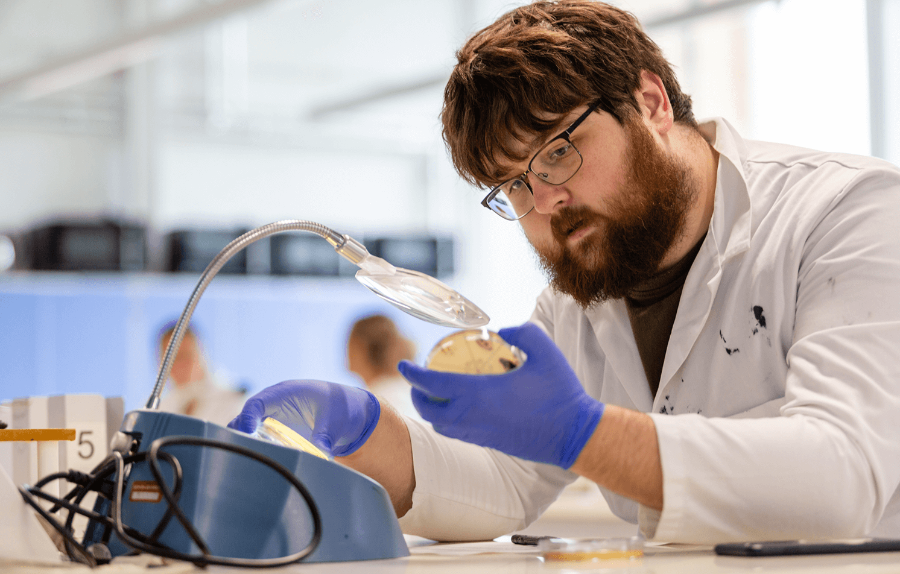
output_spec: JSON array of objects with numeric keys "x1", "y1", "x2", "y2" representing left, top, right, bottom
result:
[
  {"x1": 586, "y1": 299, "x2": 654, "y2": 412},
  {"x1": 656, "y1": 119, "x2": 753, "y2": 404}
]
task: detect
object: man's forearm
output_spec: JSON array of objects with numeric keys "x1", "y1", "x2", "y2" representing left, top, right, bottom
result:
[
  {"x1": 336, "y1": 401, "x2": 416, "y2": 517},
  {"x1": 335, "y1": 400, "x2": 661, "y2": 518},
  {"x1": 571, "y1": 404, "x2": 663, "y2": 511}
]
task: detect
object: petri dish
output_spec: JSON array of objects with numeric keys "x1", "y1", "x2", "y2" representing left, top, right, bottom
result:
[
  {"x1": 425, "y1": 329, "x2": 525, "y2": 374},
  {"x1": 538, "y1": 537, "x2": 644, "y2": 564},
  {"x1": 253, "y1": 417, "x2": 330, "y2": 460}
]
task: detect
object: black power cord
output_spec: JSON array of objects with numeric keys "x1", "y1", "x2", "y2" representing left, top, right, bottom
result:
[
  {"x1": 20, "y1": 449, "x2": 181, "y2": 567},
  {"x1": 19, "y1": 435, "x2": 322, "y2": 568}
]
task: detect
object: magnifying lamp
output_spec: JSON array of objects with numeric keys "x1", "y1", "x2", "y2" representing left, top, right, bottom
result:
[
  {"x1": 19, "y1": 220, "x2": 488, "y2": 567},
  {"x1": 147, "y1": 219, "x2": 489, "y2": 409}
]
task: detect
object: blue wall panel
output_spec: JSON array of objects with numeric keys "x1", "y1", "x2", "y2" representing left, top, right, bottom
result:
[
  {"x1": 0, "y1": 274, "x2": 451, "y2": 414},
  {"x1": 0, "y1": 293, "x2": 39, "y2": 396}
]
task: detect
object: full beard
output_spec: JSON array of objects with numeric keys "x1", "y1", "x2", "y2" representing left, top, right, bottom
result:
[{"x1": 535, "y1": 116, "x2": 698, "y2": 309}]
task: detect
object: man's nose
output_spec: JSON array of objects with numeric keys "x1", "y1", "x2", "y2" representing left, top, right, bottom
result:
[{"x1": 528, "y1": 173, "x2": 571, "y2": 214}]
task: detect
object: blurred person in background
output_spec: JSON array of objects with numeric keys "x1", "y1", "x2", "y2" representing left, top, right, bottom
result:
[
  {"x1": 347, "y1": 314, "x2": 422, "y2": 422},
  {"x1": 157, "y1": 321, "x2": 247, "y2": 426}
]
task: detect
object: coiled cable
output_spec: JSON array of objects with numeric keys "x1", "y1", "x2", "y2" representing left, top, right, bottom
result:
[{"x1": 19, "y1": 435, "x2": 321, "y2": 568}]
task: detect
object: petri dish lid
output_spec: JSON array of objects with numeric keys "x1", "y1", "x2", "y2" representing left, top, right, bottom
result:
[{"x1": 356, "y1": 267, "x2": 489, "y2": 329}]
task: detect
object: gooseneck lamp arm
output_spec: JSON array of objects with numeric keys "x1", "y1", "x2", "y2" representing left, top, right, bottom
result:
[
  {"x1": 147, "y1": 219, "x2": 489, "y2": 410},
  {"x1": 148, "y1": 220, "x2": 364, "y2": 409}
]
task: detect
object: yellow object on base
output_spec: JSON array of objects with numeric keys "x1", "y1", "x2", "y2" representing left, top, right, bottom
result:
[
  {"x1": 0, "y1": 428, "x2": 76, "y2": 442},
  {"x1": 255, "y1": 417, "x2": 330, "y2": 460}
]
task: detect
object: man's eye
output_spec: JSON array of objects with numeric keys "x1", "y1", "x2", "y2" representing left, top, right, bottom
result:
[
  {"x1": 543, "y1": 141, "x2": 573, "y2": 163},
  {"x1": 508, "y1": 179, "x2": 526, "y2": 193}
]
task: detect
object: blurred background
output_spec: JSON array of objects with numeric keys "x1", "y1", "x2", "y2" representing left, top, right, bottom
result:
[{"x1": 0, "y1": 0, "x2": 897, "y2": 412}]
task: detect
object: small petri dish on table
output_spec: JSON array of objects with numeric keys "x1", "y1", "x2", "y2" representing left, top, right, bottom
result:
[{"x1": 538, "y1": 537, "x2": 644, "y2": 567}]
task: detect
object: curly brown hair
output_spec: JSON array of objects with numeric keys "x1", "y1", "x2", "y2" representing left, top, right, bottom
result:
[{"x1": 441, "y1": 0, "x2": 696, "y2": 188}]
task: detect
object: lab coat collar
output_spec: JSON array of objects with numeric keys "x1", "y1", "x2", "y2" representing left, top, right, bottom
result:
[
  {"x1": 699, "y1": 117, "x2": 752, "y2": 262},
  {"x1": 586, "y1": 298, "x2": 651, "y2": 410}
]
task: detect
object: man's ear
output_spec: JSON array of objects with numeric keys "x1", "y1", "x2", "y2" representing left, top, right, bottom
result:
[{"x1": 635, "y1": 70, "x2": 673, "y2": 135}]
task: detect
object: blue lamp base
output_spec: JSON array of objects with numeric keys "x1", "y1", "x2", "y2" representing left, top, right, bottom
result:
[{"x1": 85, "y1": 409, "x2": 409, "y2": 564}]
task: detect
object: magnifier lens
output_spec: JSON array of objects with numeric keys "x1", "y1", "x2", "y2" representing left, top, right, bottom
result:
[{"x1": 356, "y1": 267, "x2": 489, "y2": 329}]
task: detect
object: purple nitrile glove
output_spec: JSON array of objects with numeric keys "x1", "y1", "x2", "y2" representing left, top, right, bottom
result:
[
  {"x1": 227, "y1": 380, "x2": 380, "y2": 457},
  {"x1": 398, "y1": 322, "x2": 604, "y2": 469}
]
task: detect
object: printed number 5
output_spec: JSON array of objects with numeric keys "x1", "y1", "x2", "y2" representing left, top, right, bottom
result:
[{"x1": 78, "y1": 430, "x2": 95, "y2": 459}]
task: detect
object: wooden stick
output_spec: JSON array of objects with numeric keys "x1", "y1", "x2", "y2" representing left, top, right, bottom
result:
[{"x1": 0, "y1": 428, "x2": 76, "y2": 442}]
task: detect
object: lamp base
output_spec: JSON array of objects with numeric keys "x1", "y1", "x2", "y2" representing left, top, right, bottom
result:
[{"x1": 85, "y1": 410, "x2": 409, "y2": 564}]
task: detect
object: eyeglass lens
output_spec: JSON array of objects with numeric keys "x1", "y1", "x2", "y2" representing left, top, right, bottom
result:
[{"x1": 486, "y1": 137, "x2": 583, "y2": 220}]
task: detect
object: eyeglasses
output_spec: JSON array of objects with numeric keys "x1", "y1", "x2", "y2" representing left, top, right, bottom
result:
[{"x1": 481, "y1": 101, "x2": 602, "y2": 221}]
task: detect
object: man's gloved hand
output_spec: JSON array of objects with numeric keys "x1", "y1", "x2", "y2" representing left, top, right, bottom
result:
[
  {"x1": 398, "y1": 322, "x2": 604, "y2": 469},
  {"x1": 227, "y1": 380, "x2": 380, "y2": 458}
]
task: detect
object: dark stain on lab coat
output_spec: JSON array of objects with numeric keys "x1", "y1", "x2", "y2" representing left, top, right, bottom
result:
[
  {"x1": 750, "y1": 306, "x2": 770, "y2": 345},
  {"x1": 719, "y1": 330, "x2": 739, "y2": 355},
  {"x1": 752, "y1": 306, "x2": 767, "y2": 331},
  {"x1": 659, "y1": 394, "x2": 675, "y2": 415}
]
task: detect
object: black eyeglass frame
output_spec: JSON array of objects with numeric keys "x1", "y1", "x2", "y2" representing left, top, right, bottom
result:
[{"x1": 480, "y1": 100, "x2": 603, "y2": 221}]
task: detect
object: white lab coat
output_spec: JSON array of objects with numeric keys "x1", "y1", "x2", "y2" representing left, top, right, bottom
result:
[{"x1": 398, "y1": 118, "x2": 900, "y2": 544}]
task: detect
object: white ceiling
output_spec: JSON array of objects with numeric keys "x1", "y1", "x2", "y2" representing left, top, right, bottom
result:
[{"x1": 0, "y1": 0, "x2": 746, "y2": 138}]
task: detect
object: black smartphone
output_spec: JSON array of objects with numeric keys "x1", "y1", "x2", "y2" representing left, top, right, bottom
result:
[{"x1": 715, "y1": 538, "x2": 900, "y2": 557}]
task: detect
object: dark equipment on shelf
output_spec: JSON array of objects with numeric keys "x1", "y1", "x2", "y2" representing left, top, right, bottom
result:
[
  {"x1": 25, "y1": 220, "x2": 147, "y2": 272},
  {"x1": 364, "y1": 235, "x2": 454, "y2": 278},
  {"x1": 166, "y1": 229, "x2": 248, "y2": 274},
  {"x1": 269, "y1": 234, "x2": 342, "y2": 276}
]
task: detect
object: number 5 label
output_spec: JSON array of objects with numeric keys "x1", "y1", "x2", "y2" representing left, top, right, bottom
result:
[
  {"x1": 77, "y1": 429, "x2": 95, "y2": 460},
  {"x1": 48, "y1": 395, "x2": 108, "y2": 472}
]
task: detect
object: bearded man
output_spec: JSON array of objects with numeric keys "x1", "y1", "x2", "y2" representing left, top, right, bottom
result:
[{"x1": 231, "y1": 1, "x2": 900, "y2": 544}]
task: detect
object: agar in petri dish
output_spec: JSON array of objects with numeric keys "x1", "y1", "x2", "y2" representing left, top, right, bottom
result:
[
  {"x1": 253, "y1": 417, "x2": 330, "y2": 460},
  {"x1": 538, "y1": 537, "x2": 644, "y2": 565},
  {"x1": 425, "y1": 329, "x2": 525, "y2": 375}
]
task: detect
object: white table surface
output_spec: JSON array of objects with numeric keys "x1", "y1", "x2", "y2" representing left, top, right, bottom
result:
[
  {"x1": 6, "y1": 479, "x2": 900, "y2": 573},
  {"x1": 6, "y1": 536, "x2": 900, "y2": 574}
]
